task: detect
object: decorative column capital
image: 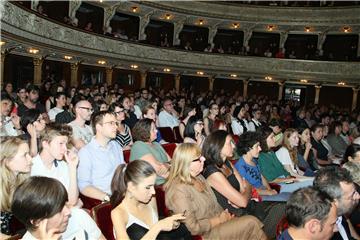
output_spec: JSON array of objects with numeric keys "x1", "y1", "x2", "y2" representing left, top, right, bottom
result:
[
  {"x1": 352, "y1": 86, "x2": 360, "y2": 92},
  {"x1": 278, "y1": 80, "x2": 286, "y2": 86},
  {"x1": 315, "y1": 84, "x2": 322, "y2": 89},
  {"x1": 33, "y1": 57, "x2": 44, "y2": 66}
]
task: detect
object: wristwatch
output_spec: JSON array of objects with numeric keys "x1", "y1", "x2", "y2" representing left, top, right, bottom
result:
[{"x1": 103, "y1": 194, "x2": 110, "y2": 202}]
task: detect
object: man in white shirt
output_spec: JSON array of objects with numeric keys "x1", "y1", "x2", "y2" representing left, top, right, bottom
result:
[
  {"x1": 68, "y1": 100, "x2": 94, "y2": 150},
  {"x1": 158, "y1": 97, "x2": 179, "y2": 129},
  {"x1": 248, "y1": 109, "x2": 262, "y2": 132}
]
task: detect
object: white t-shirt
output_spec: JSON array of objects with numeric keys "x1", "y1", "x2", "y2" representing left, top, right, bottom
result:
[
  {"x1": 48, "y1": 107, "x2": 64, "y2": 121},
  {"x1": 22, "y1": 208, "x2": 101, "y2": 240},
  {"x1": 275, "y1": 147, "x2": 301, "y2": 176},
  {"x1": 31, "y1": 154, "x2": 70, "y2": 190},
  {"x1": 68, "y1": 122, "x2": 94, "y2": 145}
]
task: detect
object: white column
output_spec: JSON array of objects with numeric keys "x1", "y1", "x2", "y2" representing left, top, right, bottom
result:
[
  {"x1": 68, "y1": 0, "x2": 82, "y2": 25},
  {"x1": 175, "y1": 74, "x2": 181, "y2": 92},
  {"x1": 278, "y1": 81, "x2": 285, "y2": 101},
  {"x1": 139, "y1": 12, "x2": 153, "y2": 41},
  {"x1": 352, "y1": 87, "x2": 359, "y2": 111},
  {"x1": 208, "y1": 26, "x2": 218, "y2": 46},
  {"x1": 103, "y1": 5, "x2": 118, "y2": 30},
  {"x1": 173, "y1": 19, "x2": 185, "y2": 46},
  {"x1": 279, "y1": 31, "x2": 288, "y2": 50},
  {"x1": 243, "y1": 79, "x2": 249, "y2": 99},
  {"x1": 314, "y1": 85, "x2": 322, "y2": 105},
  {"x1": 139, "y1": 71, "x2": 147, "y2": 88},
  {"x1": 208, "y1": 76, "x2": 214, "y2": 91},
  {"x1": 243, "y1": 28, "x2": 253, "y2": 50}
]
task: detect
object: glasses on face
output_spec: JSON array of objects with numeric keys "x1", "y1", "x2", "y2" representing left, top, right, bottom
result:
[
  {"x1": 102, "y1": 121, "x2": 118, "y2": 126},
  {"x1": 78, "y1": 107, "x2": 94, "y2": 113},
  {"x1": 192, "y1": 156, "x2": 205, "y2": 162},
  {"x1": 113, "y1": 109, "x2": 124, "y2": 115}
]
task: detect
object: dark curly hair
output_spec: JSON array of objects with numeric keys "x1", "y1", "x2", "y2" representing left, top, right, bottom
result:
[{"x1": 236, "y1": 131, "x2": 261, "y2": 156}]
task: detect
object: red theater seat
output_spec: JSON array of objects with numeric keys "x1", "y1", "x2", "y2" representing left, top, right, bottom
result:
[
  {"x1": 91, "y1": 202, "x2": 115, "y2": 240},
  {"x1": 173, "y1": 126, "x2": 183, "y2": 143},
  {"x1": 158, "y1": 127, "x2": 176, "y2": 143},
  {"x1": 155, "y1": 185, "x2": 170, "y2": 217},
  {"x1": 123, "y1": 149, "x2": 131, "y2": 163},
  {"x1": 276, "y1": 216, "x2": 289, "y2": 238},
  {"x1": 162, "y1": 143, "x2": 177, "y2": 158},
  {"x1": 80, "y1": 193, "x2": 102, "y2": 210}
]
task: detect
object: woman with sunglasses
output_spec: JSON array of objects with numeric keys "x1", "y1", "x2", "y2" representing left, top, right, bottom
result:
[
  {"x1": 109, "y1": 102, "x2": 133, "y2": 150},
  {"x1": 165, "y1": 143, "x2": 267, "y2": 240},
  {"x1": 183, "y1": 116, "x2": 205, "y2": 148}
]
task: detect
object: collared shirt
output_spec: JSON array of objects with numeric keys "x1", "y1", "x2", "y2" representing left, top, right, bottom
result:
[
  {"x1": 0, "y1": 116, "x2": 20, "y2": 137},
  {"x1": 336, "y1": 216, "x2": 349, "y2": 240},
  {"x1": 77, "y1": 138, "x2": 124, "y2": 194},
  {"x1": 248, "y1": 118, "x2": 262, "y2": 132},
  {"x1": 158, "y1": 110, "x2": 179, "y2": 129}
]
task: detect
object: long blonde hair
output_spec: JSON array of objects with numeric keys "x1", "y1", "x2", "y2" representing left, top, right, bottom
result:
[
  {"x1": 164, "y1": 143, "x2": 201, "y2": 191},
  {"x1": 282, "y1": 128, "x2": 298, "y2": 166},
  {"x1": 0, "y1": 137, "x2": 29, "y2": 211}
]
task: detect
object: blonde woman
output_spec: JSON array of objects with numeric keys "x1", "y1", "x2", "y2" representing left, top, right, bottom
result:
[
  {"x1": 165, "y1": 143, "x2": 266, "y2": 240},
  {"x1": 0, "y1": 137, "x2": 32, "y2": 237}
]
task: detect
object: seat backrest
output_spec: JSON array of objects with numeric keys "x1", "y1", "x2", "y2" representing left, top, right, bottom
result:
[
  {"x1": 91, "y1": 202, "x2": 115, "y2": 240},
  {"x1": 162, "y1": 143, "x2": 177, "y2": 158},
  {"x1": 123, "y1": 149, "x2": 131, "y2": 163},
  {"x1": 173, "y1": 126, "x2": 183, "y2": 143},
  {"x1": 80, "y1": 193, "x2": 102, "y2": 210},
  {"x1": 276, "y1": 216, "x2": 289, "y2": 238},
  {"x1": 155, "y1": 185, "x2": 170, "y2": 218},
  {"x1": 158, "y1": 127, "x2": 176, "y2": 143}
]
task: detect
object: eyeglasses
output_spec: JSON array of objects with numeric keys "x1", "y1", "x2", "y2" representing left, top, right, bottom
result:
[
  {"x1": 192, "y1": 156, "x2": 205, "y2": 162},
  {"x1": 103, "y1": 121, "x2": 118, "y2": 126},
  {"x1": 113, "y1": 110, "x2": 124, "y2": 115},
  {"x1": 78, "y1": 107, "x2": 94, "y2": 113}
]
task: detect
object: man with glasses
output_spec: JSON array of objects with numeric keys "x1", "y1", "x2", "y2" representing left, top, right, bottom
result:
[
  {"x1": 68, "y1": 100, "x2": 94, "y2": 150},
  {"x1": 77, "y1": 111, "x2": 124, "y2": 201},
  {"x1": 135, "y1": 88, "x2": 150, "y2": 112},
  {"x1": 159, "y1": 97, "x2": 179, "y2": 129},
  {"x1": 313, "y1": 167, "x2": 360, "y2": 240}
]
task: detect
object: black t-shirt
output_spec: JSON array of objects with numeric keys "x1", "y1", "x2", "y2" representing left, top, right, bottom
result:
[{"x1": 17, "y1": 102, "x2": 46, "y2": 117}]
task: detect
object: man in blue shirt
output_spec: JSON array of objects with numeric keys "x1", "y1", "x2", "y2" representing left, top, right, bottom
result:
[
  {"x1": 279, "y1": 187, "x2": 337, "y2": 240},
  {"x1": 78, "y1": 111, "x2": 124, "y2": 202}
]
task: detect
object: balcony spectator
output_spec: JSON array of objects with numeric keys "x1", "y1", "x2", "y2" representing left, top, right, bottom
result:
[
  {"x1": 103, "y1": 26, "x2": 113, "y2": 37},
  {"x1": 217, "y1": 45, "x2": 225, "y2": 54},
  {"x1": 114, "y1": 29, "x2": 128, "y2": 40},
  {"x1": 275, "y1": 48, "x2": 285, "y2": 58},
  {"x1": 160, "y1": 34, "x2": 170, "y2": 47},
  {"x1": 36, "y1": 4, "x2": 47, "y2": 17},
  {"x1": 264, "y1": 48, "x2": 272, "y2": 57},
  {"x1": 84, "y1": 22, "x2": 93, "y2": 32},
  {"x1": 288, "y1": 50, "x2": 297, "y2": 59},
  {"x1": 184, "y1": 41, "x2": 192, "y2": 51},
  {"x1": 204, "y1": 43, "x2": 213, "y2": 53}
]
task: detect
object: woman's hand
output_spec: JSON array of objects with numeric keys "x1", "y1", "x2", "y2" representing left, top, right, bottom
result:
[
  {"x1": 157, "y1": 213, "x2": 186, "y2": 231},
  {"x1": 218, "y1": 209, "x2": 234, "y2": 224},
  {"x1": 27, "y1": 123, "x2": 37, "y2": 138},
  {"x1": 38, "y1": 219, "x2": 61, "y2": 240},
  {"x1": 305, "y1": 142, "x2": 312, "y2": 150}
]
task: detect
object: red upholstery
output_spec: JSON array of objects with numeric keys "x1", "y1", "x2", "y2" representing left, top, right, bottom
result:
[
  {"x1": 123, "y1": 149, "x2": 131, "y2": 163},
  {"x1": 269, "y1": 183, "x2": 281, "y2": 193},
  {"x1": 276, "y1": 216, "x2": 289, "y2": 238},
  {"x1": 192, "y1": 235, "x2": 203, "y2": 240},
  {"x1": 162, "y1": 143, "x2": 177, "y2": 158},
  {"x1": 155, "y1": 185, "x2": 170, "y2": 217},
  {"x1": 80, "y1": 193, "x2": 102, "y2": 210},
  {"x1": 91, "y1": 202, "x2": 115, "y2": 240},
  {"x1": 231, "y1": 134, "x2": 240, "y2": 144},
  {"x1": 173, "y1": 126, "x2": 183, "y2": 143},
  {"x1": 158, "y1": 127, "x2": 176, "y2": 143}
]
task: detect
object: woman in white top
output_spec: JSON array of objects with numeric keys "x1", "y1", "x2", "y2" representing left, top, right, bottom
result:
[
  {"x1": 231, "y1": 104, "x2": 249, "y2": 136},
  {"x1": 111, "y1": 160, "x2": 189, "y2": 240},
  {"x1": 276, "y1": 128, "x2": 312, "y2": 179}
]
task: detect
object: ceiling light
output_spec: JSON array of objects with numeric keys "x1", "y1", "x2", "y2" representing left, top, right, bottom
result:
[
  {"x1": 163, "y1": 68, "x2": 171, "y2": 72},
  {"x1": 343, "y1": 26, "x2": 351, "y2": 33},
  {"x1": 197, "y1": 71, "x2": 204, "y2": 75},
  {"x1": 304, "y1": 26, "x2": 311, "y2": 32},
  {"x1": 64, "y1": 55, "x2": 72, "y2": 60},
  {"x1": 132, "y1": 6, "x2": 138, "y2": 13},
  {"x1": 99, "y1": 0, "x2": 103, "y2": 2},
  {"x1": 265, "y1": 76, "x2": 273, "y2": 80},
  {"x1": 131, "y1": 64, "x2": 138, "y2": 69},
  {"x1": 338, "y1": 81, "x2": 346, "y2": 86},
  {"x1": 98, "y1": 60, "x2": 106, "y2": 65},
  {"x1": 165, "y1": 14, "x2": 171, "y2": 20},
  {"x1": 199, "y1": 19, "x2": 204, "y2": 25},
  {"x1": 230, "y1": 74, "x2": 237, "y2": 78},
  {"x1": 233, "y1": 23, "x2": 240, "y2": 29},
  {"x1": 267, "y1": 25, "x2": 275, "y2": 31},
  {"x1": 300, "y1": 79, "x2": 308, "y2": 83},
  {"x1": 0, "y1": 41, "x2": 5, "y2": 46},
  {"x1": 28, "y1": 48, "x2": 39, "y2": 54}
]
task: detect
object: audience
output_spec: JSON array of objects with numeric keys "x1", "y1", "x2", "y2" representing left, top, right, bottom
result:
[
  {"x1": 130, "y1": 119, "x2": 171, "y2": 185},
  {"x1": 165, "y1": 143, "x2": 267, "y2": 239},
  {"x1": 204, "y1": 103, "x2": 219, "y2": 136},
  {"x1": 77, "y1": 111, "x2": 124, "y2": 201},
  {"x1": 11, "y1": 176, "x2": 103, "y2": 240},
  {"x1": 0, "y1": 137, "x2": 31, "y2": 237},
  {"x1": 183, "y1": 116, "x2": 206, "y2": 148},
  {"x1": 201, "y1": 130, "x2": 285, "y2": 238},
  {"x1": 158, "y1": 97, "x2": 179, "y2": 129},
  {"x1": 111, "y1": 160, "x2": 190, "y2": 240},
  {"x1": 109, "y1": 102, "x2": 133, "y2": 150},
  {"x1": 313, "y1": 167, "x2": 360, "y2": 240},
  {"x1": 279, "y1": 187, "x2": 338, "y2": 240}
]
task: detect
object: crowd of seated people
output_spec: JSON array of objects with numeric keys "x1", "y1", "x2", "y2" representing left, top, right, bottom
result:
[
  {"x1": 1, "y1": 79, "x2": 360, "y2": 239},
  {"x1": 14, "y1": 1, "x2": 359, "y2": 62}
]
